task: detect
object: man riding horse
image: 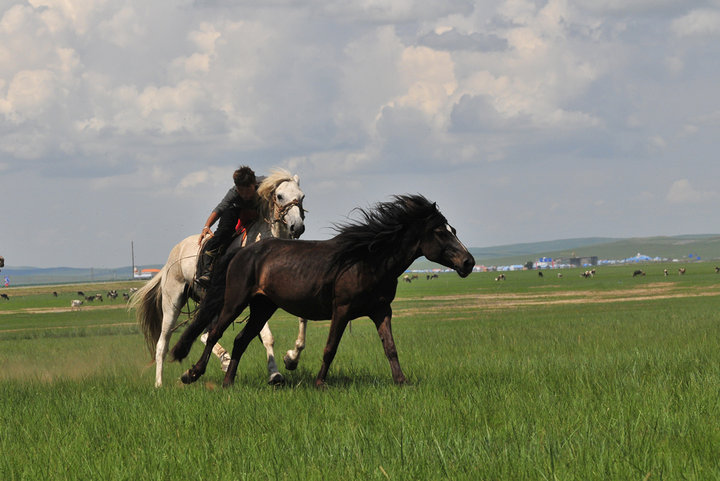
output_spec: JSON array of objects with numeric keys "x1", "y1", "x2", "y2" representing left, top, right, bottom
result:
[{"x1": 196, "y1": 166, "x2": 265, "y2": 287}]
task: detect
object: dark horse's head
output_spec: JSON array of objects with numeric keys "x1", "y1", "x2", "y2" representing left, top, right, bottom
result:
[
  {"x1": 333, "y1": 194, "x2": 474, "y2": 277},
  {"x1": 405, "y1": 195, "x2": 475, "y2": 277}
]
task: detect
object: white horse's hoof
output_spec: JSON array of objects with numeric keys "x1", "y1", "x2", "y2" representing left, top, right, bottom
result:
[
  {"x1": 268, "y1": 372, "x2": 285, "y2": 385},
  {"x1": 283, "y1": 353, "x2": 299, "y2": 371}
]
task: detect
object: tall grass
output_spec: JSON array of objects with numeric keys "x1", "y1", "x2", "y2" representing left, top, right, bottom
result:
[{"x1": 1, "y1": 266, "x2": 720, "y2": 479}]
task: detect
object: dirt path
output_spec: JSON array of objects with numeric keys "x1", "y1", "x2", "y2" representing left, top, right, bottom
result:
[
  {"x1": 0, "y1": 304, "x2": 126, "y2": 315},
  {"x1": 395, "y1": 283, "x2": 720, "y2": 316},
  {"x1": 0, "y1": 322, "x2": 135, "y2": 334}
]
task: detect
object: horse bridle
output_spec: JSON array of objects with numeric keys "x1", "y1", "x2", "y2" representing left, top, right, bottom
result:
[{"x1": 271, "y1": 197, "x2": 305, "y2": 224}]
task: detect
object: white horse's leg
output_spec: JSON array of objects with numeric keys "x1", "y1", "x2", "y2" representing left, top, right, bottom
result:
[
  {"x1": 154, "y1": 321, "x2": 173, "y2": 388},
  {"x1": 283, "y1": 317, "x2": 307, "y2": 370},
  {"x1": 258, "y1": 323, "x2": 285, "y2": 385},
  {"x1": 200, "y1": 331, "x2": 231, "y2": 372},
  {"x1": 155, "y1": 290, "x2": 185, "y2": 388}
]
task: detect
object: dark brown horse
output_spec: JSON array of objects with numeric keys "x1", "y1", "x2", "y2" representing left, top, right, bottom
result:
[{"x1": 170, "y1": 194, "x2": 475, "y2": 388}]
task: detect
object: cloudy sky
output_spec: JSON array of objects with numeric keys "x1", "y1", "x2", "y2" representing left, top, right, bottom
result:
[{"x1": 2, "y1": 0, "x2": 719, "y2": 268}]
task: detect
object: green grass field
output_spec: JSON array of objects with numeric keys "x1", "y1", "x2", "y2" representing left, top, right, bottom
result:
[{"x1": 1, "y1": 265, "x2": 719, "y2": 480}]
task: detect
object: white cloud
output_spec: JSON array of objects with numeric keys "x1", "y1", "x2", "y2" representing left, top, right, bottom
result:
[
  {"x1": 387, "y1": 45, "x2": 457, "y2": 121},
  {"x1": 0, "y1": 69, "x2": 57, "y2": 122},
  {"x1": 574, "y1": 0, "x2": 684, "y2": 15},
  {"x1": 0, "y1": 4, "x2": 32, "y2": 34},
  {"x1": 648, "y1": 135, "x2": 667, "y2": 150},
  {"x1": 97, "y1": 6, "x2": 143, "y2": 47},
  {"x1": 667, "y1": 179, "x2": 718, "y2": 204},
  {"x1": 177, "y1": 170, "x2": 210, "y2": 191},
  {"x1": 1, "y1": 0, "x2": 720, "y2": 267},
  {"x1": 672, "y1": 9, "x2": 720, "y2": 37},
  {"x1": 189, "y1": 22, "x2": 221, "y2": 53},
  {"x1": 28, "y1": 0, "x2": 106, "y2": 35}
]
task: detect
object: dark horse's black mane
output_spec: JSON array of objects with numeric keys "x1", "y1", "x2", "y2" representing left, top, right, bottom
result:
[{"x1": 330, "y1": 194, "x2": 446, "y2": 270}]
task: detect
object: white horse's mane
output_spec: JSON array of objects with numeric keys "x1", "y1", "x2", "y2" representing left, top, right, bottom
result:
[
  {"x1": 257, "y1": 168, "x2": 296, "y2": 200},
  {"x1": 257, "y1": 169, "x2": 297, "y2": 220}
]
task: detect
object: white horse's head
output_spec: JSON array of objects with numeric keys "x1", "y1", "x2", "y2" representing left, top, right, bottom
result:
[{"x1": 258, "y1": 169, "x2": 306, "y2": 239}]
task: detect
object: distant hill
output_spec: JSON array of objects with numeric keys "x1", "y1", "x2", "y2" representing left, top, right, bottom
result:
[
  {"x1": 4, "y1": 234, "x2": 720, "y2": 284},
  {"x1": 410, "y1": 234, "x2": 720, "y2": 271},
  {"x1": 466, "y1": 237, "x2": 618, "y2": 260},
  {"x1": 1, "y1": 265, "x2": 163, "y2": 287}
]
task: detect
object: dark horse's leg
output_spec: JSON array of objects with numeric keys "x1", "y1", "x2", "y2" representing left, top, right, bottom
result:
[
  {"x1": 223, "y1": 296, "x2": 277, "y2": 387},
  {"x1": 315, "y1": 308, "x2": 351, "y2": 388},
  {"x1": 180, "y1": 295, "x2": 250, "y2": 384},
  {"x1": 171, "y1": 247, "x2": 238, "y2": 363},
  {"x1": 370, "y1": 305, "x2": 406, "y2": 385},
  {"x1": 171, "y1": 275, "x2": 228, "y2": 363}
]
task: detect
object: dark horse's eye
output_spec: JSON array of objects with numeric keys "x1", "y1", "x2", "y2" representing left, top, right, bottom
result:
[
  {"x1": 277, "y1": 194, "x2": 284, "y2": 202},
  {"x1": 436, "y1": 224, "x2": 456, "y2": 236}
]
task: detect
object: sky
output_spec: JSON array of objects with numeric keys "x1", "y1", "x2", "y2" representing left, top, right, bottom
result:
[{"x1": 1, "y1": 0, "x2": 720, "y2": 268}]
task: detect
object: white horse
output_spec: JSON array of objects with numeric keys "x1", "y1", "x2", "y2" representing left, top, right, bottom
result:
[{"x1": 129, "y1": 169, "x2": 309, "y2": 387}]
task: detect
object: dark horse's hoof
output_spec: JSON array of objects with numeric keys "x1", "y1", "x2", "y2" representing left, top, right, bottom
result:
[{"x1": 180, "y1": 370, "x2": 198, "y2": 384}]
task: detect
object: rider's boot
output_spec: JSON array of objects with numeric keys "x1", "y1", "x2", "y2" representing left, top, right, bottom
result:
[{"x1": 196, "y1": 248, "x2": 217, "y2": 288}]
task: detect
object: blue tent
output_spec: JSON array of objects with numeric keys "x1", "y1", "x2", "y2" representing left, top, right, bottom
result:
[{"x1": 624, "y1": 253, "x2": 652, "y2": 263}]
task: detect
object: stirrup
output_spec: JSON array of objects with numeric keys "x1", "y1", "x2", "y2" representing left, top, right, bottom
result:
[{"x1": 195, "y1": 274, "x2": 211, "y2": 288}]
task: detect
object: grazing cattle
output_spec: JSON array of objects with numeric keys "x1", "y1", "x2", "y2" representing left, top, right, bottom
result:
[
  {"x1": 107, "y1": 290, "x2": 118, "y2": 300},
  {"x1": 53, "y1": 291, "x2": 58, "y2": 297},
  {"x1": 538, "y1": 271, "x2": 543, "y2": 278},
  {"x1": 85, "y1": 296, "x2": 95, "y2": 302},
  {"x1": 94, "y1": 294, "x2": 103, "y2": 302},
  {"x1": 557, "y1": 273, "x2": 563, "y2": 278},
  {"x1": 403, "y1": 275, "x2": 412, "y2": 283},
  {"x1": 678, "y1": 267, "x2": 686, "y2": 275},
  {"x1": 715, "y1": 266, "x2": 720, "y2": 273},
  {"x1": 495, "y1": 273, "x2": 506, "y2": 281},
  {"x1": 664, "y1": 269, "x2": 669, "y2": 276},
  {"x1": 581, "y1": 270, "x2": 594, "y2": 278},
  {"x1": 1, "y1": 293, "x2": 9, "y2": 300},
  {"x1": 71, "y1": 299, "x2": 83, "y2": 309},
  {"x1": 633, "y1": 270, "x2": 646, "y2": 277},
  {"x1": 122, "y1": 292, "x2": 130, "y2": 301},
  {"x1": 77, "y1": 291, "x2": 85, "y2": 297}
]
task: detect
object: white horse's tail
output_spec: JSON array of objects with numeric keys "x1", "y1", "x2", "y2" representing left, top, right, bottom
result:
[{"x1": 128, "y1": 267, "x2": 165, "y2": 358}]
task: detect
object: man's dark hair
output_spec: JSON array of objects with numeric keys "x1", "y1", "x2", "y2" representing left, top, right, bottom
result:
[{"x1": 233, "y1": 166, "x2": 257, "y2": 187}]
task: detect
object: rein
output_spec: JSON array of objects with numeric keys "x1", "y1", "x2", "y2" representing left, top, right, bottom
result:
[{"x1": 269, "y1": 198, "x2": 306, "y2": 225}]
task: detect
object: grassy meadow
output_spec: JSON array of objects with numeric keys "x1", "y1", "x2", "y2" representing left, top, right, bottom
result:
[{"x1": 1, "y1": 265, "x2": 719, "y2": 480}]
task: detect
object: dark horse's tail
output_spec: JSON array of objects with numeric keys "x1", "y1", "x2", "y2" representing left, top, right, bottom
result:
[{"x1": 170, "y1": 250, "x2": 235, "y2": 362}]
